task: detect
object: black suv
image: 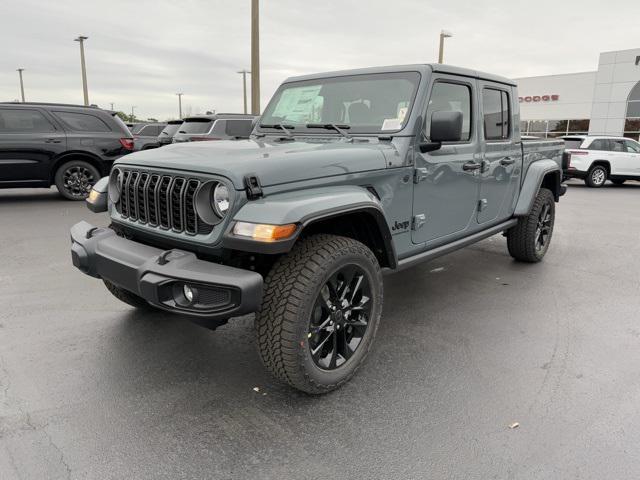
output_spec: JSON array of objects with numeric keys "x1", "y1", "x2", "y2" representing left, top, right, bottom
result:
[{"x1": 0, "y1": 102, "x2": 133, "y2": 199}]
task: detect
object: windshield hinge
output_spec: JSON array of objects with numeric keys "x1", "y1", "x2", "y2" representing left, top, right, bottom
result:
[
  {"x1": 244, "y1": 174, "x2": 263, "y2": 200},
  {"x1": 414, "y1": 168, "x2": 428, "y2": 183}
]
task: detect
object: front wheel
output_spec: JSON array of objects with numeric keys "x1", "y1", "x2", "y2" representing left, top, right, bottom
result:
[
  {"x1": 255, "y1": 234, "x2": 383, "y2": 394},
  {"x1": 507, "y1": 188, "x2": 555, "y2": 263},
  {"x1": 585, "y1": 165, "x2": 607, "y2": 188}
]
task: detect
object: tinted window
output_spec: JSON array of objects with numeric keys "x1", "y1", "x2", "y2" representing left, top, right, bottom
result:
[
  {"x1": 625, "y1": 140, "x2": 640, "y2": 153},
  {"x1": 426, "y1": 82, "x2": 471, "y2": 141},
  {"x1": 0, "y1": 108, "x2": 56, "y2": 133},
  {"x1": 482, "y1": 88, "x2": 510, "y2": 140},
  {"x1": 180, "y1": 119, "x2": 213, "y2": 134},
  {"x1": 611, "y1": 139, "x2": 626, "y2": 152},
  {"x1": 160, "y1": 123, "x2": 181, "y2": 137},
  {"x1": 225, "y1": 119, "x2": 253, "y2": 137},
  {"x1": 589, "y1": 139, "x2": 609, "y2": 151},
  {"x1": 138, "y1": 125, "x2": 163, "y2": 136},
  {"x1": 54, "y1": 111, "x2": 111, "y2": 132},
  {"x1": 564, "y1": 138, "x2": 585, "y2": 149}
]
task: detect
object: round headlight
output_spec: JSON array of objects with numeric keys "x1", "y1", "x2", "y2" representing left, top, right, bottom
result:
[
  {"x1": 212, "y1": 183, "x2": 230, "y2": 217},
  {"x1": 108, "y1": 168, "x2": 122, "y2": 204}
]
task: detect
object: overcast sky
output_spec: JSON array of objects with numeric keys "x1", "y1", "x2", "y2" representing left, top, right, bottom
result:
[{"x1": 1, "y1": 0, "x2": 638, "y2": 120}]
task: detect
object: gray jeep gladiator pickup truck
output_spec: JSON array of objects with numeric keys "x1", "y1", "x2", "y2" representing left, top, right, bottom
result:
[{"x1": 71, "y1": 64, "x2": 565, "y2": 394}]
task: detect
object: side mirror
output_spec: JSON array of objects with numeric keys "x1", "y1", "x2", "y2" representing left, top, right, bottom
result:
[{"x1": 418, "y1": 110, "x2": 464, "y2": 153}]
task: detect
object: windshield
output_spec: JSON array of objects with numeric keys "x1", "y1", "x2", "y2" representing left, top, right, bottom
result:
[
  {"x1": 179, "y1": 119, "x2": 213, "y2": 134},
  {"x1": 259, "y1": 72, "x2": 420, "y2": 134},
  {"x1": 160, "y1": 123, "x2": 182, "y2": 136}
]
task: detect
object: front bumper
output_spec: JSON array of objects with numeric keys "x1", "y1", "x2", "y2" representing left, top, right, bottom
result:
[{"x1": 70, "y1": 221, "x2": 263, "y2": 320}]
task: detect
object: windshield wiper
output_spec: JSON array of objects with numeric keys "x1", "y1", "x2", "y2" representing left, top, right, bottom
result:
[
  {"x1": 306, "y1": 123, "x2": 351, "y2": 139},
  {"x1": 259, "y1": 123, "x2": 295, "y2": 138}
]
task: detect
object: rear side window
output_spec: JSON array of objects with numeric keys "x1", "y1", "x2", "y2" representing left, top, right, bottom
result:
[
  {"x1": 225, "y1": 119, "x2": 253, "y2": 137},
  {"x1": 483, "y1": 88, "x2": 510, "y2": 140},
  {"x1": 625, "y1": 140, "x2": 640, "y2": 153},
  {"x1": 588, "y1": 139, "x2": 609, "y2": 151},
  {"x1": 610, "y1": 139, "x2": 626, "y2": 152},
  {"x1": 180, "y1": 119, "x2": 213, "y2": 134},
  {"x1": 0, "y1": 108, "x2": 56, "y2": 133},
  {"x1": 564, "y1": 138, "x2": 585, "y2": 149},
  {"x1": 54, "y1": 111, "x2": 111, "y2": 132},
  {"x1": 426, "y1": 82, "x2": 472, "y2": 141},
  {"x1": 138, "y1": 125, "x2": 163, "y2": 136}
]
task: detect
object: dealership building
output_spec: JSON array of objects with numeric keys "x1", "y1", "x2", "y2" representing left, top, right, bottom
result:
[{"x1": 515, "y1": 48, "x2": 640, "y2": 140}]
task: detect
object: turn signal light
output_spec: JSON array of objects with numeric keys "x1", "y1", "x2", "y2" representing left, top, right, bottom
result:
[{"x1": 233, "y1": 222, "x2": 297, "y2": 242}]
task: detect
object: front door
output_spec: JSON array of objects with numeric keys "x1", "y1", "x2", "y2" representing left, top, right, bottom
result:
[
  {"x1": 0, "y1": 107, "x2": 66, "y2": 183},
  {"x1": 412, "y1": 76, "x2": 481, "y2": 245},
  {"x1": 476, "y1": 83, "x2": 521, "y2": 224}
]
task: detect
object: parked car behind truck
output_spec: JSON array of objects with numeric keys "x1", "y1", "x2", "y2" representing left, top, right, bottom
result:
[
  {"x1": 0, "y1": 102, "x2": 133, "y2": 199},
  {"x1": 172, "y1": 113, "x2": 256, "y2": 143},
  {"x1": 132, "y1": 122, "x2": 168, "y2": 151},
  {"x1": 71, "y1": 64, "x2": 565, "y2": 393},
  {"x1": 157, "y1": 120, "x2": 184, "y2": 147},
  {"x1": 562, "y1": 135, "x2": 640, "y2": 187}
]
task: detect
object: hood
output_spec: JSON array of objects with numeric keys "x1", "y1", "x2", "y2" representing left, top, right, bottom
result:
[{"x1": 116, "y1": 138, "x2": 393, "y2": 189}]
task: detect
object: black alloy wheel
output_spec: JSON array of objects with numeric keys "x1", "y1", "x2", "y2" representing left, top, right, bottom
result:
[
  {"x1": 535, "y1": 203, "x2": 553, "y2": 254},
  {"x1": 55, "y1": 160, "x2": 100, "y2": 200},
  {"x1": 308, "y1": 265, "x2": 372, "y2": 370}
]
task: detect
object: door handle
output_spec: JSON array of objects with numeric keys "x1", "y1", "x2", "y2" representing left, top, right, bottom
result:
[
  {"x1": 45, "y1": 138, "x2": 62, "y2": 144},
  {"x1": 462, "y1": 161, "x2": 482, "y2": 171},
  {"x1": 500, "y1": 156, "x2": 515, "y2": 166}
]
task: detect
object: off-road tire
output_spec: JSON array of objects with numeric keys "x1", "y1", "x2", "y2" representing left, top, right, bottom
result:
[
  {"x1": 54, "y1": 160, "x2": 100, "y2": 200},
  {"x1": 585, "y1": 165, "x2": 607, "y2": 188},
  {"x1": 103, "y1": 279, "x2": 152, "y2": 309},
  {"x1": 507, "y1": 188, "x2": 555, "y2": 263},
  {"x1": 255, "y1": 234, "x2": 383, "y2": 394},
  {"x1": 611, "y1": 179, "x2": 626, "y2": 185}
]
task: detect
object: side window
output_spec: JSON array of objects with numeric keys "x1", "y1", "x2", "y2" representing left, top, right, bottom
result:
[
  {"x1": 624, "y1": 140, "x2": 640, "y2": 153},
  {"x1": 0, "y1": 108, "x2": 56, "y2": 133},
  {"x1": 211, "y1": 120, "x2": 227, "y2": 136},
  {"x1": 611, "y1": 139, "x2": 626, "y2": 153},
  {"x1": 482, "y1": 88, "x2": 510, "y2": 140},
  {"x1": 53, "y1": 111, "x2": 111, "y2": 132},
  {"x1": 589, "y1": 139, "x2": 609, "y2": 150},
  {"x1": 426, "y1": 81, "x2": 471, "y2": 141},
  {"x1": 225, "y1": 119, "x2": 253, "y2": 137}
]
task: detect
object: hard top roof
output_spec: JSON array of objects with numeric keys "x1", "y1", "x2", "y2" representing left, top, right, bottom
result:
[{"x1": 284, "y1": 63, "x2": 516, "y2": 87}]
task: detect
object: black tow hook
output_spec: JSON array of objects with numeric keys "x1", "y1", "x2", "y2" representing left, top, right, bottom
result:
[
  {"x1": 157, "y1": 250, "x2": 173, "y2": 265},
  {"x1": 86, "y1": 227, "x2": 100, "y2": 239}
]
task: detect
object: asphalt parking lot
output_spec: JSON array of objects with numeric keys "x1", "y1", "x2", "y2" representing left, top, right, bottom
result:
[{"x1": 1, "y1": 180, "x2": 640, "y2": 480}]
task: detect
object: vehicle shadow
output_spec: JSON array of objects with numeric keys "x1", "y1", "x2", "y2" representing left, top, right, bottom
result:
[
  {"x1": 566, "y1": 181, "x2": 640, "y2": 189},
  {"x1": 0, "y1": 187, "x2": 66, "y2": 204}
]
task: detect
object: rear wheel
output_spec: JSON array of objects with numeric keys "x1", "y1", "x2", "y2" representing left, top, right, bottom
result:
[
  {"x1": 255, "y1": 234, "x2": 383, "y2": 394},
  {"x1": 507, "y1": 188, "x2": 555, "y2": 263},
  {"x1": 54, "y1": 160, "x2": 100, "y2": 200},
  {"x1": 585, "y1": 165, "x2": 607, "y2": 188}
]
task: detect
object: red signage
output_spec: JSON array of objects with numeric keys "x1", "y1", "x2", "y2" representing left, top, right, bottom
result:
[{"x1": 519, "y1": 95, "x2": 559, "y2": 103}]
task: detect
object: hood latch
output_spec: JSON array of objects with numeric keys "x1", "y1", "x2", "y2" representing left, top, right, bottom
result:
[{"x1": 244, "y1": 174, "x2": 263, "y2": 200}]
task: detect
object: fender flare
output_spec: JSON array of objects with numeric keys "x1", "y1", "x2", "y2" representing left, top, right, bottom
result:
[
  {"x1": 514, "y1": 160, "x2": 561, "y2": 216},
  {"x1": 222, "y1": 185, "x2": 396, "y2": 266}
]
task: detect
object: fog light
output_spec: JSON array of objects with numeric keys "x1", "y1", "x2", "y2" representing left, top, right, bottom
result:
[{"x1": 183, "y1": 284, "x2": 194, "y2": 303}]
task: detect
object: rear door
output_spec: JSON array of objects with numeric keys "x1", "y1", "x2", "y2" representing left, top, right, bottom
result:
[
  {"x1": 609, "y1": 139, "x2": 630, "y2": 175},
  {"x1": 476, "y1": 83, "x2": 522, "y2": 224},
  {"x1": 0, "y1": 107, "x2": 66, "y2": 183},
  {"x1": 412, "y1": 75, "x2": 480, "y2": 245}
]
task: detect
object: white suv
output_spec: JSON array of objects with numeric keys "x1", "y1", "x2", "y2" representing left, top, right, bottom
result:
[{"x1": 563, "y1": 136, "x2": 640, "y2": 187}]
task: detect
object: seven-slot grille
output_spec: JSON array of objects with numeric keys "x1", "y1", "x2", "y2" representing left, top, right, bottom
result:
[{"x1": 115, "y1": 169, "x2": 213, "y2": 235}]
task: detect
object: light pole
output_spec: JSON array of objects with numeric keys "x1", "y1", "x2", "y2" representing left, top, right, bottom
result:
[
  {"x1": 237, "y1": 70, "x2": 250, "y2": 114},
  {"x1": 438, "y1": 30, "x2": 453, "y2": 64},
  {"x1": 74, "y1": 35, "x2": 90, "y2": 105},
  {"x1": 176, "y1": 93, "x2": 183, "y2": 118},
  {"x1": 130, "y1": 106, "x2": 136, "y2": 123},
  {"x1": 110, "y1": 102, "x2": 115, "y2": 111},
  {"x1": 16, "y1": 68, "x2": 25, "y2": 102},
  {"x1": 251, "y1": 0, "x2": 260, "y2": 115}
]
